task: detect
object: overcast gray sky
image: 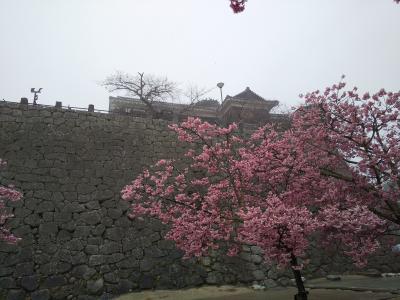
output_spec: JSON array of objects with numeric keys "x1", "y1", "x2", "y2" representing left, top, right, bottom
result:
[{"x1": 0, "y1": 0, "x2": 399, "y2": 110}]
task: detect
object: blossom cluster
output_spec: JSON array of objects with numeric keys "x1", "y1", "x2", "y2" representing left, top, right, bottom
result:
[
  {"x1": 293, "y1": 78, "x2": 400, "y2": 228},
  {"x1": 230, "y1": 0, "x2": 247, "y2": 13}
]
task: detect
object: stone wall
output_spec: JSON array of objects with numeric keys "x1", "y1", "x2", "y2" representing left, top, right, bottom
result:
[{"x1": 0, "y1": 102, "x2": 399, "y2": 300}]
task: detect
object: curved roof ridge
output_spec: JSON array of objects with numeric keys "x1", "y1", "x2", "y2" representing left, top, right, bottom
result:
[{"x1": 232, "y1": 87, "x2": 268, "y2": 102}]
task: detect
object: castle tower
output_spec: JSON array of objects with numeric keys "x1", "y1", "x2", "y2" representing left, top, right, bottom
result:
[{"x1": 218, "y1": 87, "x2": 279, "y2": 125}]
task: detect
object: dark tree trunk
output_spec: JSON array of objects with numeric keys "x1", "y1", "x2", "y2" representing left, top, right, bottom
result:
[{"x1": 291, "y1": 254, "x2": 308, "y2": 300}]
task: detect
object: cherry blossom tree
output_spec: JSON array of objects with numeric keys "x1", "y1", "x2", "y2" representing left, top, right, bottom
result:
[
  {"x1": 0, "y1": 159, "x2": 22, "y2": 244},
  {"x1": 122, "y1": 116, "x2": 387, "y2": 300},
  {"x1": 229, "y1": 0, "x2": 399, "y2": 13}
]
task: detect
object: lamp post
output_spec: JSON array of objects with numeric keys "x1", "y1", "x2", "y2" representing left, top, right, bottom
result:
[{"x1": 217, "y1": 82, "x2": 224, "y2": 103}]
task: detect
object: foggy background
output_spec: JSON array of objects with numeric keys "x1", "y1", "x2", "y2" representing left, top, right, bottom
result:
[{"x1": 0, "y1": 0, "x2": 399, "y2": 110}]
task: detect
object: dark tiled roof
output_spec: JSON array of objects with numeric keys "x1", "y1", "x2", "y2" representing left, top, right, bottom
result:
[
  {"x1": 232, "y1": 87, "x2": 267, "y2": 102},
  {"x1": 194, "y1": 99, "x2": 220, "y2": 107}
]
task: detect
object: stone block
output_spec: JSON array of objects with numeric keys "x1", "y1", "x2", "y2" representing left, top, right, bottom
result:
[
  {"x1": 251, "y1": 255, "x2": 263, "y2": 264},
  {"x1": 263, "y1": 278, "x2": 278, "y2": 288},
  {"x1": 63, "y1": 192, "x2": 78, "y2": 201},
  {"x1": 99, "y1": 242, "x2": 121, "y2": 254},
  {"x1": 92, "y1": 224, "x2": 106, "y2": 236},
  {"x1": 35, "y1": 201, "x2": 54, "y2": 213},
  {"x1": 14, "y1": 262, "x2": 34, "y2": 277},
  {"x1": 31, "y1": 289, "x2": 50, "y2": 300},
  {"x1": 277, "y1": 277, "x2": 293, "y2": 287},
  {"x1": 145, "y1": 246, "x2": 166, "y2": 258},
  {"x1": 43, "y1": 275, "x2": 67, "y2": 288},
  {"x1": 107, "y1": 208, "x2": 122, "y2": 219},
  {"x1": 89, "y1": 255, "x2": 105, "y2": 266},
  {"x1": 239, "y1": 252, "x2": 253, "y2": 262},
  {"x1": 157, "y1": 239, "x2": 175, "y2": 250},
  {"x1": 54, "y1": 211, "x2": 72, "y2": 223},
  {"x1": 80, "y1": 211, "x2": 101, "y2": 225},
  {"x1": 34, "y1": 190, "x2": 53, "y2": 201},
  {"x1": 139, "y1": 259, "x2": 154, "y2": 272},
  {"x1": 122, "y1": 239, "x2": 137, "y2": 252},
  {"x1": 0, "y1": 277, "x2": 16, "y2": 288},
  {"x1": 42, "y1": 212, "x2": 54, "y2": 222},
  {"x1": 139, "y1": 275, "x2": 154, "y2": 289},
  {"x1": 73, "y1": 226, "x2": 92, "y2": 238},
  {"x1": 107, "y1": 253, "x2": 124, "y2": 264},
  {"x1": 71, "y1": 252, "x2": 87, "y2": 265},
  {"x1": 77, "y1": 184, "x2": 96, "y2": 194},
  {"x1": 104, "y1": 227, "x2": 124, "y2": 241},
  {"x1": 39, "y1": 223, "x2": 58, "y2": 235},
  {"x1": 116, "y1": 257, "x2": 138, "y2": 269},
  {"x1": 206, "y1": 272, "x2": 224, "y2": 285},
  {"x1": 55, "y1": 262, "x2": 71, "y2": 274},
  {"x1": 185, "y1": 275, "x2": 203, "y2": 286},
  {"x1": 85, "y1": 245, "x2": 99, "y2": 255},
  {"x1": 85, "y1": 201, "x2": 100, "y2": 210},
  {"x1": 7, "y1": 290, "x2": 26, "y2": 300},
  {"x1": 100, "y1": 264, "x2": 111, "y2": 274},
  {"x1": 237, "y1": 271, "x2": 254, "y2": 283},
  {"x1": 87, "y1": 278, "x2": 104, "y2": 295},
  {"x1": 66, "y1": 239, "x2": 84, "y2": 251},
  {"x1": 251, "y1": 246, "x2": 263, "y2": 255},
  {"x1": 87, "y1": 237, "x2": 102, "y2": 245},
  {"x1": 200, "y1": 257, "x2": 212, "y2": 267},
  {"x1": 72, "y1": 265, "x2": 96, "y2": 280},
  {"x1": 24, "y1": 214, "x2": 41, "y2": 226},
  {"x1": 57, "y1": 230, "x2": 72, "y2": 241},
  {"x1": 252, "y1": 270, "x2": 265, "y2": 281},
  {"x1": 101, "y1": 217, "x2": 113, "y2": 227},
  {"x1": 62, "y1": 202, "x2": 84, "y2": 213},
  {"x1": 0, "y1": 267, "x2": 14, "y2": 276},
  {"x1": 104, "y1": 272, "x2": 118, "y2": 284},
  {"x1": 95, "y1": 190, "x2": 114, "y2": 201},
  {"x1": 20, "y1": 275, "x2": 39, "y2": 291}
]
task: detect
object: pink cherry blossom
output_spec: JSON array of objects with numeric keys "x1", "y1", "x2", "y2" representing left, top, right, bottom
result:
[
  {"x1": 230, "y1": 0, "x2": 247, "y2": 13},
  {"x1": 0, "y1": 160, "x2": 22, "y2": 244},
  {"x1": 292, "y1": 79, "x2": 400, "y2": 228}
]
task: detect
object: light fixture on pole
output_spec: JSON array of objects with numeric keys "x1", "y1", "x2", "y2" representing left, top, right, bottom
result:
[{"x1": 217, "y1": 82, "x2": 224, "y2": 103}]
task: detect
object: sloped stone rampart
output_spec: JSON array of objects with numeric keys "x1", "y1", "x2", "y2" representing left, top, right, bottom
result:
[{"x1": 0, "y1": 102, "x2": 399, "y2": 300}]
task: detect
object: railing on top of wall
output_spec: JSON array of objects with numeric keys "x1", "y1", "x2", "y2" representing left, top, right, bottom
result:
[{"x1": 4, "y1": 97, "x2": 111, "y2": 114}]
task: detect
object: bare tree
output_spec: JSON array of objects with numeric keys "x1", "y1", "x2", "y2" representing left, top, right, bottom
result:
[
  {"x1": 177, "y1": 84, "x2": 215, "y2": 116},
  {"x1": 269, "y1": 103, "x2": 292, "y2": 115},
  {"x1": 103, "y1": 71, "x2": 177, "y2": 118},
  {"x1": 183, "y1": 85, "x2": 213, "y2": 104}
]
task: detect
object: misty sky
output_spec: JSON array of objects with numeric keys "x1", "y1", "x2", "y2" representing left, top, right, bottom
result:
[{"x1": 0, "y1": 0, "x2": 399, "y2": 111}]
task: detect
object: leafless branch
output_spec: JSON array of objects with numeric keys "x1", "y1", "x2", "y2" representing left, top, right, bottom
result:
[{"x1": 103, "y1": 71, "x2": 177, "y2": 118}]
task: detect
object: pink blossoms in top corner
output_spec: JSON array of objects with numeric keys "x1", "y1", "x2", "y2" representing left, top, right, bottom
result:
[
  {"x1": 0, "y1": 159, "x2": 22, "y2": 244},
  {"x1": 229, "y1": 0, "x2": 399, "y2": 14},
  {"x1": 230, "y1": 0, "x2": 247, "y2": 13}
]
